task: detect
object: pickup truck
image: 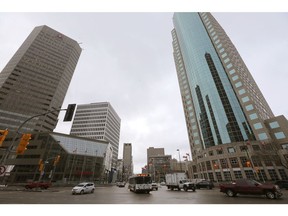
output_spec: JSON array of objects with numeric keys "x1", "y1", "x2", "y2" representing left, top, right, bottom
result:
[
  {"x1": 25, "y1": 181, "x2": 51, "y2": 190},
  {"x1": 219, "y1": 179, "x2": 283, "y2": 199}
]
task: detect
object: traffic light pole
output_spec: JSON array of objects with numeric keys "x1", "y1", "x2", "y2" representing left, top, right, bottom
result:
[
  {"x1": 0, "y1": 104, "x2": 76, "y2": 184},
  {"x1": 0, "y1": 108, "x2": 67, "y2": 166}
]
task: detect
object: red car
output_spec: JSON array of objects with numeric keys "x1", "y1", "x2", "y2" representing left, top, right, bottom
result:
[
  {"x1": 25, "y1": 182, "x2": 51, "y2": 189},
  {"x1": 219, "y1": 179, "x2": 282, "y2": 199}
]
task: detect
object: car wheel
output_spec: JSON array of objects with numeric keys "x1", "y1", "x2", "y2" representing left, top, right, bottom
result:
[
  {"x1": 206, "y1": 185, "x2": 210, "y2": 189},
  {"x1": 226, "y1": 189, "x2": 235, "y2": 197},
  {"x1": 184, "y1": 186, "x2": 188, "y2": 192},
  {"x1": 25, "y1": 186, "x2": 30, "y2": 189},
  {"x1": 80, "y1": 190, "x2": 84, "y2": 195},
  {"x1": 265, "y1": 191, "x2": 276, "y2": 199},
  {"x1": 91, "y1": 189, "x2": 94, "y2": 193}
]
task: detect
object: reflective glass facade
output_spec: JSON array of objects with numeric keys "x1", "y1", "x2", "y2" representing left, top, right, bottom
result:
[{"x1": 173, "y1": 13, "x2": 252, "y2": 147}]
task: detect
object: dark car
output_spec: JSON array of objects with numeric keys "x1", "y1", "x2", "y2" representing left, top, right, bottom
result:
[
  {"x1": 219, "y1": 179, "x2": 282, "y2": 199},
  {"x1": 274, "y1": 180, "x2": 288, "y2": 190},
  {"x1": 196, "y1": 180, "x2": 214, "y2": 189},
  {"x1": 25, "y1": 181, "x2": 51, "y2": 190}
]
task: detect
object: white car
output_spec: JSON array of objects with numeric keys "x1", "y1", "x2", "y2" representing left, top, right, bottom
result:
[{"x1": 72, "y1": 182, "x2": 95, "y2": 195}]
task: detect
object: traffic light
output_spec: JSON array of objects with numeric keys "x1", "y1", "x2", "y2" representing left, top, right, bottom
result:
[
  {"x1": 16, "y1": 133, "x2": 31, "y2": 154},
  {"x1": 53, "y1": 155, "x2": 60, "y2": 166},
  {"x1": 63, "y1": 104, "x2": 76, "y2": 121},
  {"x1": 0, "y1": 129, "x2": 8, "y2": 147},
  {"x1": 246, "y1": 161, "x2": 251, "y2": 167}
]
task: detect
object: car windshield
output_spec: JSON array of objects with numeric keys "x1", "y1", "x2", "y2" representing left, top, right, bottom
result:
[{"x1": 77, "y1": 184, "x2": 85, "y2": 187}]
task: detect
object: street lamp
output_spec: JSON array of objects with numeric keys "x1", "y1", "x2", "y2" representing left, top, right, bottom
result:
[{"x1": 177, "y1": 149, "x2": 182, "y2": 172}]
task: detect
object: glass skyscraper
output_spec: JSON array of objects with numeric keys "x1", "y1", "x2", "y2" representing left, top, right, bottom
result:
[{"x1": 172, "y1": 13, "x2": 288, "y2": 181}]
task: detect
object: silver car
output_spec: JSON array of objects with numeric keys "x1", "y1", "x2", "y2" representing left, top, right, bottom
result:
[{"x1": 72, "y1": 182, "x2": 95, "y2": 195}]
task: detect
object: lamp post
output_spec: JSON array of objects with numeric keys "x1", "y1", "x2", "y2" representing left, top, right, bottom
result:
[{"x1": 177, "y1": 149, "x2": 183, "y2": 172}]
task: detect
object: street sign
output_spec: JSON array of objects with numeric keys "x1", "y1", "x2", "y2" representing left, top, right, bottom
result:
[
  {"x1": 0, "y1": 165, "x2": 15, "y2": 177},
  {"x1": 0, "y1": 165, "x2": 6, "y2": 176}
]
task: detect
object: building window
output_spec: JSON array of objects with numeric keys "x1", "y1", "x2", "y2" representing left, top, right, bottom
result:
[
  {"x1": 229, "y1": 69, "x2": 235, "y2": 75},
  {"x1": 245, "y1": 104, "x2": 254, "y2": 111},
  {"x1": 240, "y1": 145, "x2": 248, "y2": 152},
  {"x1": 268, "y1": 169, "x2": 279, "y2": 181},
  {"x1": 230, "y1": 157, "x2": 239, "y2": 168},
  {"x1": 269, "y1": 121, "x2": 280, "y2": 129},
  {"x1": 235, "y1": 81, "x2": 242, "y2": 88},
  {"x1": 232, "y1": 75, "x2": 239, "y2": 81},
  {"x1": 252, "y1": 145, "x2": 260, "y2": 151},
  {"x1": 238, "y1": 89, "x2": 246, "y2": 95},
  {"x1": 249, "y1": 113, "x2": 258, "y2": 120},
  {"x1": 221, "y1": 53, "x2": 227, "y2": 58},
  {"x1": 241, "y1": 96, "x2": 250, "y2": 103},
  {"x1": 217, "y1": 43, "x2": 222, "y2": 49},
  {"x1": 274, "y1": 132, "x2": 286, "y2": 139},
  {"x1": 224, "y1": 58, "x2": 230, "y2": 63},
  {"x1": 226, "y1": 63, "x2": 232, "y2": 69},
  {"x1": 216, "y1": 148, "x2": 223, "y2": 155},
  {"x1": 281, "y1": 143, "x2": 288, "y2": 150},
  {"x1": 244, "y1": 170, "x2": 254, "y2": 179},
  {"x1": 227, "y1": 147, "x2": 236, "y2": 153},
  {"x1": 213, "y1": 35, "x2": 218, "y2": 40},
  {"x1": 234, "y1": 171, "x2": 243, "y2": 179},
  {"x1": 208, "y1": 151, "x2": 214, "y2": 156},
  {"x1": 219, "y1": 48, "x2": 225, "y2": 53},
  {"x1": 216, "y1": 172, "x2": 222, "y2": 181},
  {"x1": 258, "y1": 132, "x2": 268, "y2": 140},
  {"x1": 223, "y1": 171, "x2": 232, "y2": 181},
  {"x1": 208, "y1": 172, "x2": 214, "y2": 181},
  {"x1": 278, "y1": 169, "x2": 288, "y2": 180},
  {"x1": 253, "y1": 123, "x2": 263, "y2": 130}
]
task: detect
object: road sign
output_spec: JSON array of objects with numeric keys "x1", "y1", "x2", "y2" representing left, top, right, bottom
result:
[
  {"x1": 0, "y1": 165, "x2": 6, "y2": 176},
  {"x1": 0, "y1": 165, "x2": 14, "y2": 177}
]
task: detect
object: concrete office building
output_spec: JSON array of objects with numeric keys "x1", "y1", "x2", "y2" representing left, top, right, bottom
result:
[
  {"x1": 70, "y1": 102, "x2": 121, "y2": 169},
  {"x1": 146, "y1": 147, "x2": 171, "y2": 182},
  {"x1": 0, "y1": 25, "x2": 82, "y2": 132},
  {"x1": 172, "y1": 13, "x2": 288, "y2": 181},
  {"x1": 122, "y1": 143, "x2": 133, "y2": 180}
]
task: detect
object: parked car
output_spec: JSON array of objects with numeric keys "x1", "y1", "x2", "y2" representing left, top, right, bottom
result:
[
  {"x1": 196, "y1": 180, "x2": 214, "y2": 189},
  {"x1": 160, "y1": 182, "x2": 166, "y2": 186},
  {"x1": 25, "y1": 181, "x2": 51, "y2": 190},
  {"x1": 274, "y1": 180, "x2": 288, "y2": 190},
  {"x1": 72, "y1": 182, "x2": 95, "y2": 195},
  {"x1": 219, "y1": 179, "x2": 283, "y2": 199},
  {"x1": 152, "y1": 182, "x2": 158, "y2": 191}
]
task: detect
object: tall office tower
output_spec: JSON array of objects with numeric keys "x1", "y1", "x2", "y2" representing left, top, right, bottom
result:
[
  {"x1": 147, "y1": 147, "x2": 165, "y2": 165},
  {"x1": 70, "y1": 102, "x2": 121, "y2": 169},
  {"x1": 0, "y1": 25, "x2": 82, "y2": 132},
  {"x1": 172, "y1": 13, "x2": 288, "y2": 181},
  {"x1": 122, "y1": 143, "x2": 133, "y2": 180}
]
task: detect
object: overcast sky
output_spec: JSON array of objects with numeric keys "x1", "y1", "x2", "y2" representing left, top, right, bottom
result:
[{"x1": 1, "y1": 10, "x2": 288, "y2": 173}]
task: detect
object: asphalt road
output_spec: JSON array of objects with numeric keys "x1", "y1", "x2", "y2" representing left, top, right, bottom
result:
[{"x1": 1, "y1": 184, "x2": 288, "y2": 204}]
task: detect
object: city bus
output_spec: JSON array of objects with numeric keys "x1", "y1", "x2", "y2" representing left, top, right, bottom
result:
[{"x1": 128, "y1": 174, "x2": 152, "y2": 193}]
